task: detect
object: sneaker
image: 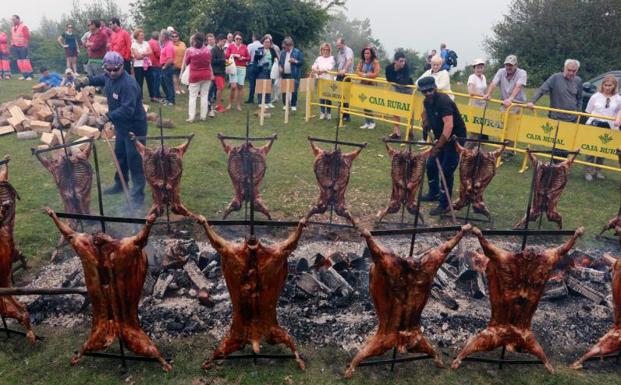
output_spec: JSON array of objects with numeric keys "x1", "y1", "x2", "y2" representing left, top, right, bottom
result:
[
  {"x1": 150, "y1": 97, "x2": 161, "y2": 103},
  {"x1": 420, "y1": 193, "x2": 440, "y2": 202},
  {"x1": 367, "y1": 122, "x2": 376, "y2": 129},
  {"x1": 291, "y1": 106, "x2": 297, "y2": 111},
  {"x1": 326, "y1": 113, "x2": 332, "y2": 120},
  {"x1": 200, "y1": 117, "x2": 207, "y2": 121},
  {"x1": 267, "y1": 103, "x2": 275, "y2": 109},
  {"x1": 319, "y1": 113, "x2": 325, "y2": 120},
  {"x1": 429, "y1": 205, "x2": 450, "y2": 216},
  {"x1": 18, "y1": 76, "x2": 24, "y2": 80},
  {"x1": 208, "y1": 110, "x2": 216, "y2": 118},
  {"x1": 186, "y1": 118, "x2": 196, "y2": 123},
  {"x1": 103, "y1": 185, "x2": 123, "y2": 195},
  {"x1": 25, "y1": 77, "x2": 33, "y2": 81},
  {"x1": 216, "y1": 105, "x2": 225, "y2": 113},
  {"x1": 360, "y1": 123, "x2": 369, "y2": 129},
  {"x1": 596, "y1": 172, "x2": 606, "y2": 180}
]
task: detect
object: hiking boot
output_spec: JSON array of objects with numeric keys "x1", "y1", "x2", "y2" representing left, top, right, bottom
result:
[
  {"x1": 429, "y1": 205, "x2": 450, "y2": 216},
  {"x1": 420, "y1": 193, "x2": 440, "y2": 202}
]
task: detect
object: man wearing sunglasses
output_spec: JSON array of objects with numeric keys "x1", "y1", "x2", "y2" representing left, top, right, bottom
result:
[
  {"x1": 418, "y1": 76, "x2": 467, "y2": 216},
  {"x1": 78, "y1": 51, "x2": 147, "y2": 209}
]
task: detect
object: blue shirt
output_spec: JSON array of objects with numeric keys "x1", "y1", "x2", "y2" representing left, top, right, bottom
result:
[
  {"x1": 278, "y1": 48, "x2": 304, "y2": 79},
  {"x1": 440, "y1": 49, "x2": 450, "y2": 71},
  {"x1": 88, "y1": 71, "x2": 147, "y2": 135},
  {"x1": 40, "y1": 72, "x2": 63, "y2": 87}
]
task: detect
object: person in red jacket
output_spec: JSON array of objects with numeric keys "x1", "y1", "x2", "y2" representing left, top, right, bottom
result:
[
  {"x1": 10, "y1": 15, "x2": 33, "y2": 80},
  {"x1": 146, "y1": 31, "x2": 162, "y2": 102},
  {"x1": 0, "y1": 30, "x2": 10, "y2": 79},
  {"x1": 225, "y1": 31, "x2": 250, "y2": 111},
  {"x1": 108, "y1": 17, "x2": 132, "y2": 74}
]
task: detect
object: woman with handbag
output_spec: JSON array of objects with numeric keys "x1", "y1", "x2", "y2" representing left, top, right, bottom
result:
[
  {"x1": 184, "y1": 32, "x2": 213, "y2": 122},
  {"x1": 225, "y1": 32, "x2": 250, "y2": 111},
  {"x1": 131, "y1": 28, "x2": 152, "y2": 96},
  {"x1": 253, "y1": 35, "x2": 279, "y2": 108}
]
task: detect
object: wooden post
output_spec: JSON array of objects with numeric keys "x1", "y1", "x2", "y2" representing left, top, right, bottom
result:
[
  {"x1": 301, "y1": 77, "x2": 313, "y2": 122},
  {"x1": 260, "y1": 80, "x2": 267, "y2": 127},
  {"x1": 255, "y1": 79, "x2": 272, "y2": 127},
  {"x1": 282, "y1": 79, "x2": 294, "y2": 124}
]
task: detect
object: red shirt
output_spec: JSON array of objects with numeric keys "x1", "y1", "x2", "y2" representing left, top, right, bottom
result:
[
  {"x1": 10, "y1": 22, "x2": 30, "y2": 47},
  {"x1": 87, "y1": 29, "x2": 108, "y2": 59},
  {"x1": 225, "y1": 43, "x2": 250, "y2": 68},
  {"x1": 185, "y1": 46, "x2": 213, "y2": 83},
  {"x1": 109, "y1": 27, "x2": 131, "y2": 60},
  {"x1": 0, "y1": 32, "x2": 9, "y2": 54},
  {"x1": 148, "y1": 39, "x2": 161, "y2": 67},
  {"x1": 160, "y1": 41, "x2": 175, "y2": 67}
]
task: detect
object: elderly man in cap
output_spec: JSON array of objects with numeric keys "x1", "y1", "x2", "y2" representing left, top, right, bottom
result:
[
  {"x1": 418, "y1": 76, "x2": 467, "y2": 215},
  {"x1": 77, "y1": 51, "x2": 147, "y2": 209}
]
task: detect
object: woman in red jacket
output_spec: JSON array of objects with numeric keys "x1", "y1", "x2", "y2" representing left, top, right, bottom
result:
[
  {"x1": 225, "y1": 31, "x2": 250, "y2": 111},
  {"x1": 185, "y1": 32, "x2": 213, "y2": 122}
]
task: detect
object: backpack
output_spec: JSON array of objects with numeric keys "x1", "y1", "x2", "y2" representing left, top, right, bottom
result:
[{"x1": 446, "y1": 50, "x2": 458, "y2": 68}]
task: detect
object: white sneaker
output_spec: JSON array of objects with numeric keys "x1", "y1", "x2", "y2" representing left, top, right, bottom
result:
[
  {"x1": 282, "y1": 106, "x2": 287, "y2": 111},
  {"x1": 267, "y1": 103, "x2": 275, "y2": 109},
  {"x1": 360, "y1": 123, "x2": 369, "y2": 129},
  {"x1": 367, "y1": 122, "x2": 376, "y2": 129},
  {"x1": 319, "y1": 113, "x2": 325, "y2": 120},
  {"x1": 584, "y1": 173, "x2": 593, "y2": 182},
  {"x1": 291, "y1": 106, "x2": 297, "y2": 111},
  {"x1": 326, "y1": 113, "x2": 332, "y2": 120},
  {"x1": 596, "y1": 172, "x2": 606, "y2": 180},
  {"x1": 18, "y1": 76, "x2": 24, "y2": 80},
  {"x1": 208, "y1": 110, "x2": 216, "y2": 118}
]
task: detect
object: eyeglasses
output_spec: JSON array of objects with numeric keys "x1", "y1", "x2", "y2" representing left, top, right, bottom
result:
[
  {"x1": 235, "y1": 37, "x2": 242, "y2": 41},
  {"x1": 606, "y1": 97, "x2": 611, "y2": 108},
  {"x1": 103, "y1": 65, "x2": 123, "y2": 74}
]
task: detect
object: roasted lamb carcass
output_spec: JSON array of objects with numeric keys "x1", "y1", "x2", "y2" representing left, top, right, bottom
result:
[
  {"x1": 46, "y1": 209, "x2": 171, "y2": 371},
  {"x1": 218, "y1": 133, "x2": 276, "y2": 220},
  {"x1": 376, "y1": 143, "x2": 430, "y2": 222},
  {"x1": 452, "y1": 141, "x2": 506, "y2": 219},
  {"x1": 514, "y1": 150, "x2": 579, "y2": 229},
  {"x1": 571, "y1": 254, "x2": 621, "y2": 369},
  {"x1": 0, "y1": 157, "x2": 35, "y2": 343},
  {"x1": 452, "y1": 226, "x2": 584, "y2": 373},
  {"x1": 599, "y1": 149, "x2": 621, "y2": 243},
  {"x1": 344, "y1": 225, "x2": 471, "y2": 378},
  {"x1": 130, "y1": 132, "x2": 198, "y2": 220},
  {"x1": 198, "y1": 216, "x2": 306, "y2": 370},
  {"x1": 305, "y1": 140, "x2": 365, "y2": 225}
]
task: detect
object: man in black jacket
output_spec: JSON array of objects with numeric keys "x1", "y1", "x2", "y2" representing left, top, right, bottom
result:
[{"x1": 385, "y1": 51, "x2": 413, "y2": 138}]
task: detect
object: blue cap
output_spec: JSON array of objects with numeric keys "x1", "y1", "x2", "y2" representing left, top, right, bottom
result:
[
  {"x1": 103, "y1": 51, "x2": 123, "y2": 66},
  {"x1": 417, "y1": 76, "x2": 436, "y2": 92}
]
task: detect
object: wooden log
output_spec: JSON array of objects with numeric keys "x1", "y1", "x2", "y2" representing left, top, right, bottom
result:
[
  {"x1": 92, "y1": 103, "x2": 108, "y2": 116},
  {"x1": 8, "y1": 105, "x2": 26, "y2": 125},
  {"x1": 0, "y1": 287, "x2": 87, "y2": 296},
  {"x1": 73, "y1": 136, "x2": 92, "y2": 151},
  {"x1": 51, "y1": 129, "x2": 64, "y2": 144},
  {"x1": 36, "y1": 88, "x2": 58, "y2": 101},
  {"x1": 0, "y1": 126, "x2": 15, "y2": 136},
  {"x1": 7, "y1": 116, "x2": 24, "y2": 129},
  {"x1": 16, "y1": 131, "x2": 38, "y2": 140},
  {"x1": 15, "y1": 98, "x2": 32, "y2": 112},
  {"x1": 40, "y1": 132, "x2": 59, "y2": 146},
  {"x1": 30, "y1": 120, "x2": 52, "y2": 133},
  {"x1": 75, "y1": 125, "x2": 100, "y2": 139}
]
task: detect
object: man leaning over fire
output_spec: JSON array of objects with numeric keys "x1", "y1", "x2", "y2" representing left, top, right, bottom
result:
[
  {"x1": 418, "y1": 76, "x2": 467, "y2": 216},
  {"x1": 76, "y1": 51, "x2": 147, "y2": 210}
]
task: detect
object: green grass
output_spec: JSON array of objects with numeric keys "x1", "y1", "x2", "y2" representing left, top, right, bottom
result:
[{"x1": 0, "y1": 79, "x2": 619, "y2": 384}]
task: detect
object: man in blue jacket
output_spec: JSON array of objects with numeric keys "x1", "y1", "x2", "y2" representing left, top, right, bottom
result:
[
  {"x1": 278, "y1": 37, "x2": 303, "y2": 111},
  {"x1": 78, "y1": 51, "x2": 147, "y2": 209}
]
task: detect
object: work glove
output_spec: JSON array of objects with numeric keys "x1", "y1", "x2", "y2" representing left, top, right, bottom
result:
[{"x1": 431, "y1": 134, "x2": 449, "y2": 157}]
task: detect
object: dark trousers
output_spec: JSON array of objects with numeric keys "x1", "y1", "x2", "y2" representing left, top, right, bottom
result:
[
  {"x1": 336, "y1": 74, "x2": 350, "y2": 119},
  {"x1": 281, "y1": 73, "x2": 300, "y2": 107},
  {"x1": 550, "y1": 115, "x2": 577, "y2": 162},
  {"x1": 320, "y1": 98, "x2": 331, "y2": 114},
  {"x1": 146, "y1": 66, "x2": 161, "y2": 99},
  {"x1": 123, "y1": 59, "x2": 132, "y2": 75},
  {"x1": 426, "y1": 145, "x2": 460, "y2": 208},
  {"x1": 134, "y1": 67, "x2": 147, "y2": 96},
  {"x1": 113, "y1": 128, "x2": 147, "y2": 204},
  {"x1": 161, "y1": 66, "x2": 175, "y2": 104},
  {"x1": 208, "y1": 78, "x2": 216, "y2": 107},
  {"x1": 246, "y1": 63, "x2": 258, "y2": 102},
  {"x1": 256, "y1": 69, "x2": 271, "y2": 103}
]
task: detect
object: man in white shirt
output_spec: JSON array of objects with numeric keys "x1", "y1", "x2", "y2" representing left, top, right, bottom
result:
[{"x1": 246, "y1": 33, "x2": 263, "y2": 104}]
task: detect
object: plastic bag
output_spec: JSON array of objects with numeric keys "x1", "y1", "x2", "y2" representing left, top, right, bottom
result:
[
  {"x1": 180, "y1": 66, "x2": 190, "y2": 85},
  {"x1": 225, "y1": 59, "x2": 237, "y2": 76},
  {"x1": 270, "y1": 61, "x2": 280, "y2": 80}
]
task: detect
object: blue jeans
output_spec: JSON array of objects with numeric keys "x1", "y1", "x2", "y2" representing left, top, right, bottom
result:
[
  {"x1": 146, "y1": 66, "x2": 161, "y2": 99},
  {"x1": 161, "y1": 66, "x2": 175, "y2": 104},
  {"x1": 281, "y1": 74, "x2": 300, "y2": 107},
  {"x1": 320, "y1": 99, "x2": 331, "y2": 114},
  {"x1": 114, "y1": 127, "x2": 147, "y2": 205},
  {"x1": 246, "y1": 63, "x2": 258, "y2": 102},
  {"x1": 426, "y1": 145, "x2": 460, "y2": 208}
]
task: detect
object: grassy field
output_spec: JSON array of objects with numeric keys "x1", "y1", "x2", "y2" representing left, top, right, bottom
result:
[{"x1": 0, "y1": 78, "x2": 619, "y2": 384}]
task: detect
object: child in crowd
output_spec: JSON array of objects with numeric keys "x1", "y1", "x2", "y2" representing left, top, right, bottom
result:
[
  {"x1": 38, "y1": 67, "x2": 62, "y2": 89},
  {"x1": 61, "y1": 68, "x2": 76, "y2": 86}
]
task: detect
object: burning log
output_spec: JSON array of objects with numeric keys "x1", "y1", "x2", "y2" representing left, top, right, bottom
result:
[
  {"x1": 542, "y1": 280, "x2": 568, "y2": 301},
  {"x1": 376, "y1": 143, "x2": 430, "y2": 222},
  {"x1": 46, "y1": 209, "x2": 172, "y2": 371},
  {"x1": 0, "y1": 156, "x2": 35, "y2": 343},
  {"x1": 218, "y1": 133, "x2": 276, "y2": 220},
  {"x1": 565, "y1": 276, "x2": 607, "y2": 305},
  {"x1": 296, "y1": 272, "x2": 331, "y2": 298},
  {"x1": 344, "y1": 225, "x2": 470, "y2": 378},
  {"x1": 198, "y1": 216, "x2": 307, "y2": 370},
  {"x1": 452, "y1": 226, "x2": 584, "y2": 373},
  {"x1": 183, "y1": 260, "x2": 214, "y2": 307},
  {"x1": 514, "y1": 150, "x2": 579, "y2": 229}
]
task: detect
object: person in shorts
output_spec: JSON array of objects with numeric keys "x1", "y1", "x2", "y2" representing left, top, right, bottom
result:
[
  {"x1": 57, "y1": 23, "x2": 79, "y2": 74},
  {"x1": 225, "y1": 31, "x2": 250, "y2": 111},
  {"x1": 211, "y1": 34, "x2": 227, "y2": 112}
]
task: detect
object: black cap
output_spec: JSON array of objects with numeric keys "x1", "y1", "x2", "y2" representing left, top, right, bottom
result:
[{"x1": 417, "y1": 76, "x2": 436, "y2": 92}]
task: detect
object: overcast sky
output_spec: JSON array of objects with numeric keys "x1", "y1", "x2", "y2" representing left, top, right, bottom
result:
[{"x1": 7, "y1": 0, "x2": 513, "y2": 68}]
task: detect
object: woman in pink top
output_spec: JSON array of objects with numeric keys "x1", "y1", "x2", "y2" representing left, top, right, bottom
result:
[
  {"x1": 184, "y1": 32, "x2": 213, "y2": 122},
  {"x1": 225, "y1": 31, "x2": 250, "y2": 111}
]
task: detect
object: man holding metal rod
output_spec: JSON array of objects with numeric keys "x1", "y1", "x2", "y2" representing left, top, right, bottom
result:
[
  {"x1": 76, "y1": 51, "x2": 147, "y2": 210},
  {"x1": 418, "y1": 76, "x2": 467, "y2": 216}
]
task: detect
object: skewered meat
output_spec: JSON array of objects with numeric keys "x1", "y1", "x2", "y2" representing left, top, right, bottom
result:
[
  {"x1": 376, "y1": 143, "x2": 430, "y2": 222},
  {"x1": 130, "y1": 132, "x2": 198, "y2": 220},
  {"x1": 452, "y1": 226, "x2": 584, "y2": 373},
  {"x1": 199, "y1": 216, "x2": 306, "y2": 370},
  {"x1": 452, "y1": 141, "x2": 505, "y2": 219},
  {"x1": 0, "y1": 157, "x2": 35, "y2": 343},
  {"x1": 305, "y1": 140, "x2": 365, "y2": 225},
  {"x1": 46, "y1": 208, "x2": 171, "y2": 371},
  {"x1": 599, "y1": 149, "x2": 621, "y2": 243},
  {"x1": 345, "y1": 224, "x2": 470, "y2": 378},
  {"x1": 571, "y1": 255, "x2": 621, "y2": 369},
  {"x1": 514, "y1": 150, "x2": 579, "y2": 229},
  {"x1": 218, "y1": 133, "x2": 276, "y2": 220}
]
